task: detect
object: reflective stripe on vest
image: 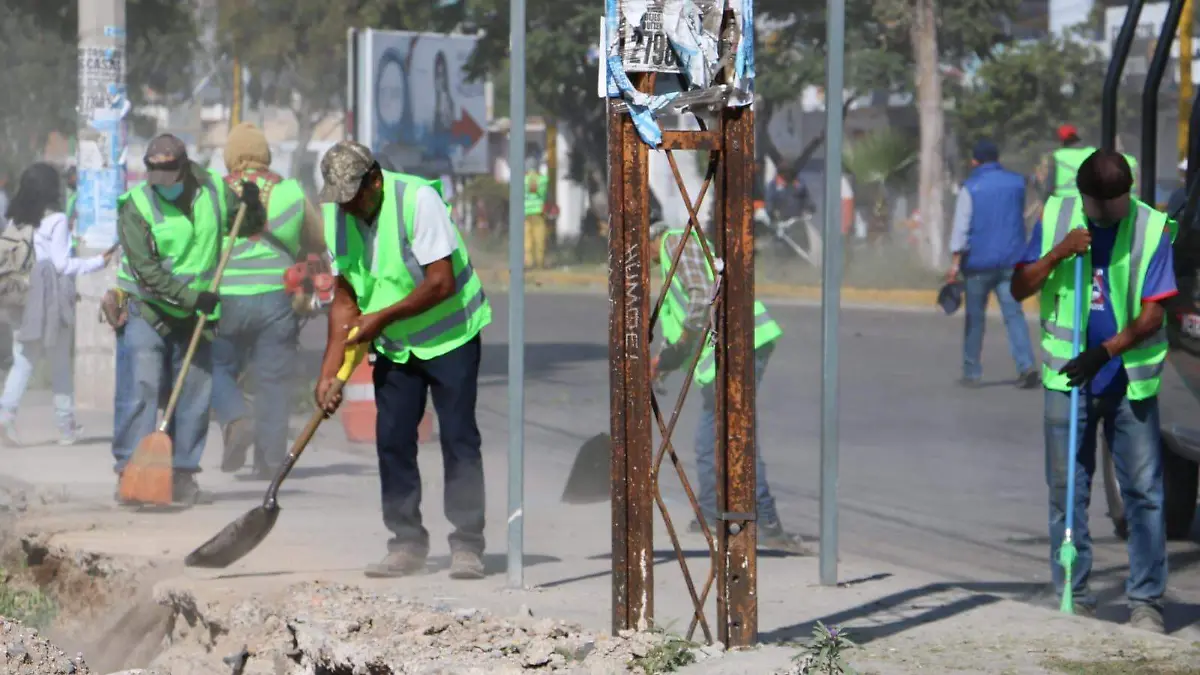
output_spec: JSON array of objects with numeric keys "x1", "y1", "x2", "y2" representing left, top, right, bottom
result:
[
  {"x1": 325, "y1": 172, "x2": 491, "y2": 363},
  {"x1": 1037, "y1": 197, "x2": 1168, "y2": 397},
  {"x1": 657, "y1": 229, "x2": 782, "y2": 386},
  {"x1": 116, "y1": 179, "x2": 224, "y2": 318},
  {"x1": 220, "y1": 177, "x2": 305, "y2": 294},
  {"x1": 1052, "y1": 147, "x2": 1095, "y2": 196}
]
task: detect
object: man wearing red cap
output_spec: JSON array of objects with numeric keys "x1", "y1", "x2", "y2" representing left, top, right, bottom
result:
[{"x1": 1041, "y1": 125, "x2": 1138, "y2": 200}]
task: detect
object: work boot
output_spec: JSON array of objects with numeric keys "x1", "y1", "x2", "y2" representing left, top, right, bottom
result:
[
  {"x1": 759, "y1": 519, "x2": 812, "y2": 555},
  {"x1": 172, "y1": 474, "x2": 215, "y2": 506},
  {"x1": 364, "y1": 548, "x2": 428, "y2": 578},
  {"x1": 958, "y1": 377, "x2": 982, "y2": 389},
  {"x1": 221, "y1": 418, "x2": 254, "y2": 473},
  {"x1": 448, "y1": 550, "x2": 486, "y2": 580},
  {"x1": 1072, "y1": 602, "x2": 1096, "y2": 619},
  {"x1": 1017, "y1": 370, "x2": 1039, "y2": 390},
  {"x1": 1129, "y1": 605, "x2": 1166, "y2": 634}
]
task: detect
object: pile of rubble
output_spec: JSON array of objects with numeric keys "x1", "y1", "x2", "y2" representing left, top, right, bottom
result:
[
  {"x1": 149, "y1": 581, "x2": 726, "y2": 674},
  {"x1": 0, "y1": 617, "x2": 90, "y2": 675}
]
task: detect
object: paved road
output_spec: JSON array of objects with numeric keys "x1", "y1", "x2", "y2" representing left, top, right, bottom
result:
[{"x1": 376, "y1": 289, "x2": 1200, "y2": 623}]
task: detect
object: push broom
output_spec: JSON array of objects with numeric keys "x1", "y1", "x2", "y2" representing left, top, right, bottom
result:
[
  {"x1": 1058, "y1": 254, "x2": 1085, "y2": 614},
  {"x1": 118, "y1": 200, "x2": 248, "y2": 507}
]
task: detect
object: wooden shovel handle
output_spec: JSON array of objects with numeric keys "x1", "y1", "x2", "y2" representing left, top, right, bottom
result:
[
  {"x1": 263, "y1": 330, "x2": 368, "y2": 507},
  {"x1": 159, "y1": 202, "x2": 248, "y2": 428}
]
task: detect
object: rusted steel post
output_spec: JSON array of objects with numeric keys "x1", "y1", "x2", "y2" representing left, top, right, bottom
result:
[
  {"x1": 714, "y1": 103, "x2": 758, "y2": 647},
  {"x1": 608, "y1": 73, "x2": 655, "y2": 634}
]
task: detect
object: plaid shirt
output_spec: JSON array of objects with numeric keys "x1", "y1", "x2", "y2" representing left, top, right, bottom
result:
[{"x1": 661, "y1": 231, "x2": 713, "y2": 333}]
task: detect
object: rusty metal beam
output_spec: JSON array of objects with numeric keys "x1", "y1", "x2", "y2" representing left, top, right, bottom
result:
[
  {"x1": 609, "y1": 72, "x2": 655, "y2": 634},
  {"x1": 714, "y1": 103, "x2": 758, "y2": 648}
]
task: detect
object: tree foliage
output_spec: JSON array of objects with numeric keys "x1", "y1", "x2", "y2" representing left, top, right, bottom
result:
[
  {"x1": 0, "y1": 1, "x2": 197, "y2": 178},
  {"x1": 464, "y1": 0, "x2": 603, "y2": 191},
  {"x1": 953, "y1": 35, "x2": 1114, "y2": 175}
]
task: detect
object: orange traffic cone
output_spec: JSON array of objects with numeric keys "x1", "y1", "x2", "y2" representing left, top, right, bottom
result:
[{"x1": 340, "y1": 358, "x2": 435, "y2": 444}]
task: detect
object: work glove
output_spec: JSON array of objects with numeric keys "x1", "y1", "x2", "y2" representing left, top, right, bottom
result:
[
  {"x1": 240, "y1": 181, "x2": 261, "y2": 207},
  {"x1": 1058, "y1": 345, "x2": 1112, "y2": 388},
  {"x1": 196, "y1": 291, "x2": 221, "y2": 316}
]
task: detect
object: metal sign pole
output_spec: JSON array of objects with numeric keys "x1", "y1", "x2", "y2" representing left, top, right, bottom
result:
[
  {"x1": 819, "y1": 0, "x2": 845, "y2": 588},
  {"x1": 507, "y1": 0, "x2": 528, "y2": 589}
]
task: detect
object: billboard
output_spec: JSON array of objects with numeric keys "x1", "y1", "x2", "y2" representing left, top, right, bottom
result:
[{"x1": 351, "y1": 30, "x2": 488, "y2": 176}]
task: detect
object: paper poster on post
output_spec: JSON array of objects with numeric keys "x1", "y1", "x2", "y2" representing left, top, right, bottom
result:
[{"x1": 360, "y1": 30, "x2": 489, "y2": 176}]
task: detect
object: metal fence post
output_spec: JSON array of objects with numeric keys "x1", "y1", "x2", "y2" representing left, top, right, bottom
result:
[{"x1": 507, "y1": 0, "x2": 528, "y2": 590}]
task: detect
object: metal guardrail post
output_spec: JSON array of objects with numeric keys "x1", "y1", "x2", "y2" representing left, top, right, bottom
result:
[
  {"x1": 1140, "y1": 0, "x2": 1187, "y2": 203},
  {"x1": 1104, "y1": 0, "x2": 1146, "y2": 151}
]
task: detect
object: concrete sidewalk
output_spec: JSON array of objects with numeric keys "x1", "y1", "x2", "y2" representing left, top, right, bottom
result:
[{"x1": 0, "y1": 395, "x2": 1197, "y2": 674}]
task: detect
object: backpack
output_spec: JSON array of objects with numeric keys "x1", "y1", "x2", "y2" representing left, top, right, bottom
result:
[{"x1": 0, "y1": 221, "x2": 35, "y2": 310}]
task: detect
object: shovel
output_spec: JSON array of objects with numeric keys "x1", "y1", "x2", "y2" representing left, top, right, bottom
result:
[
  {"x1": 561, "y1": 432, "x2": 612, "y2": 504},
  {"x1": 184, "y1": 329, "x2": 368, "y2": 568},
  {"x1": 119, "y1": 201, "x2": 249, "y2": 506}
]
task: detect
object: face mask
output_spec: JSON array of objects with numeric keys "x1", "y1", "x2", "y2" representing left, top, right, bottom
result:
[{"x1": 154, "y1": 183, "x2": 184, "y2": 201}]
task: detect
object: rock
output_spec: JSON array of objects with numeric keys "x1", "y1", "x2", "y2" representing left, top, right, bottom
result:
[{"x1": 522, "y1": 642, "x2": 554, "y2": 667}]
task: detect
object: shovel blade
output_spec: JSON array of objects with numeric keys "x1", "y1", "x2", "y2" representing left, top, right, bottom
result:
[
  {"x1": 561, "y1": 433, "x2": 612, "y2": 504},
  {"x1": 184, "y1": 505, "x2": 280, "y2": 569}
]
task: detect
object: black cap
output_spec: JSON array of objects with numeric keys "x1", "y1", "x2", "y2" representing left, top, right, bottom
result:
[
  {"x1": 144, "y1": 134, "x2": 189, "y2": 185},
  {"x1": 1076, "y1": 149, "x2": 1133, "y2": 200}
]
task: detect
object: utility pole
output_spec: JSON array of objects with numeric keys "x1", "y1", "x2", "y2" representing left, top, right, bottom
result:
[{"x1": 75, "y1": 0, "x2": 127, "y2": 410}]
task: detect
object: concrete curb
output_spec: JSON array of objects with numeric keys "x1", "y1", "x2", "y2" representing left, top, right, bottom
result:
[{"x1": 475, "y1": 267, "x2": 1041, "y2": 313}]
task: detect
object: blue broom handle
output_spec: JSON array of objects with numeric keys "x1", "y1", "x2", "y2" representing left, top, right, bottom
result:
[{"x1": 1065, "y1": 254, "x2": 1084, "y2": 537}]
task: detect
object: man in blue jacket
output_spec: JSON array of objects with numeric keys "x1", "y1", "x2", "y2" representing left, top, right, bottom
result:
[{"x1": 947, "y1": 140, "x2": 1037, "y2": 388}]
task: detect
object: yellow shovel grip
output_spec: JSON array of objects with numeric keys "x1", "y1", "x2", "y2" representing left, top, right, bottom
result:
[{"x1": 336, "y1": 327, "x2": 369, "y2": 381}]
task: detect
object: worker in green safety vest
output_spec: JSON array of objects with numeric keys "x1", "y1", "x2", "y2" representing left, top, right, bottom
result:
[
  {"x1": 112, "y1": 133, "x2": 265, "y2": 507},
  {"x1": 1043, "y1": 124, "x2": 1139, "y2": 199},
  {"x1": 1011, "y1": 149, "x2": 1175, "y2": 631},
  {"x1": 648, "y1": 222, "x2": 806, "y2": 554},
  {"x1": 314, "y1": 141, "x2": 492, "y2": 581},
  {"x1": 523, "y1": 159, "x2": 548, "y2": 269},
  {"x1": 210, "y1": 123, "x2": 328, "y2": 479}
]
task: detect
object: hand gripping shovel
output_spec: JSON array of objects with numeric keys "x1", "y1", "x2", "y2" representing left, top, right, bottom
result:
[
  {"x1": 1058, "y1": 255, "x2": 1085, "y2": 614},
  {"x1": 119, "y1": 201, "x2": 249, "y2": 507},
  {"x1": 183, "y1": 329, "x2": 368, "y2": 568}
]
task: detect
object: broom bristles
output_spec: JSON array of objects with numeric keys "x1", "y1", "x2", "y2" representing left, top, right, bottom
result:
[{"x1": 119, "y1": 431, "x2": 174, "y2": 505}]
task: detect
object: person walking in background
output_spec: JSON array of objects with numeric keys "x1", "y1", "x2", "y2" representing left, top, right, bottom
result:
[
  {"x1": 765, "y1": 169, "x2": 813, "y2": 223},
  {"x1": 0, "y1": 163, "x2": 115, "y2": 445},
  {"x1": 111, "y1": 134, "x2": 263, "y2": 506},
  {"x1": 523, "y1": 158, "x2": 548, "y2": 269},
  {"x1": 211, "y1": 122, "x2": 327, "y2": 479},
  {"x1": 648, "y1": 222, "x2": 806, "y2": 553},
  {"x1": 315, "y1": 141, "x2": 492, "y2": 580},
  {"x1": 947, "y1": 140, "x2": 1038, "y2": 388},
  {"x1": 1011, "y1": 150, "x2": 1174, "y2": 632}
]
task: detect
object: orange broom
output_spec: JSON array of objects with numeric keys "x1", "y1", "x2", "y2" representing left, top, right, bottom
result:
[{"x1": 118, "y1": 200, "x2": 248, "y2": 506}]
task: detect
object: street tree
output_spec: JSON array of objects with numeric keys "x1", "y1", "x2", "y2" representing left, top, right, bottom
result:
[
  {"x1": 953, "y1": 35, "x2": 1112, "y2": 175},
  {"x1": 868, "y1": 0, "x2": 1021, "y2": 268}
]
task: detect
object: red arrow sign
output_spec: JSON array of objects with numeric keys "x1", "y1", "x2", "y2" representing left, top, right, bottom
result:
[{"x1": 450, "y1": 110, "x2": 484, "y2": 149}]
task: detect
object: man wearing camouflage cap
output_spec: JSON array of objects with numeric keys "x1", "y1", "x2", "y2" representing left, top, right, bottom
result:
[{"x1": 314, "y1": 141, "x2": 492, "y2": 580}]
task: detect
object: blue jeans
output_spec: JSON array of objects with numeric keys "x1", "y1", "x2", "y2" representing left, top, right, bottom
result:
[
  {"x1": 696, "y1": 343, "x2": 779, "y2": 525},
  {"x1": 0, "y1": 331, "x2": 74, "y2": 429},
  {"x1": 374, "y1": 336, "x2": 486, "y2": 555},
  {"x1": 110, "y1": 305, "x2": 212, "y2": 474},
  {"x1": 210, "y1": 292, "x2": 298, "y2": 469},
  {"x1": 1044, "y1": 389, "x2": 1167, "y2": 609},
  {"x1": 962, "y1": 269, "x2": 1035, "y2": 381}
]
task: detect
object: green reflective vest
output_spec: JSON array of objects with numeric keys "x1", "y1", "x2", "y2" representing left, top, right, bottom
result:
[
  {"x1": 1038, "y1": 196, "x2": 1173, "y2": 399},
  {"x1": 323, "y1": 170, "x2": 492, "y2": 364},
  {"x1": 658, "y1": 229, "x2": 782, "y2": 386},
  {"x1": 219, "y1": 173, "x2": 305, "y2": 296},
  {"x1": 1052, "y1": 147, "x2": 1139, "y2": 196},
  {"x1": 116, "y1": 176, "x2": 226, "y2": 320},
  {"x1": 524, "y1": 172, "x2": 547, "y2": 216}
]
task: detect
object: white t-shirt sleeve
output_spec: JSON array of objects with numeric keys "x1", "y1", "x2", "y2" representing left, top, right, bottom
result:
[{"x1": 409, "y1": 186, "x2": 458, "y2": 266}]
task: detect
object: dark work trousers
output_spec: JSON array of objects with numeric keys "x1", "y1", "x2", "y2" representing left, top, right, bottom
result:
[{"x1": 373, "y1": 335, "x2": 485, "y2": 556}]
